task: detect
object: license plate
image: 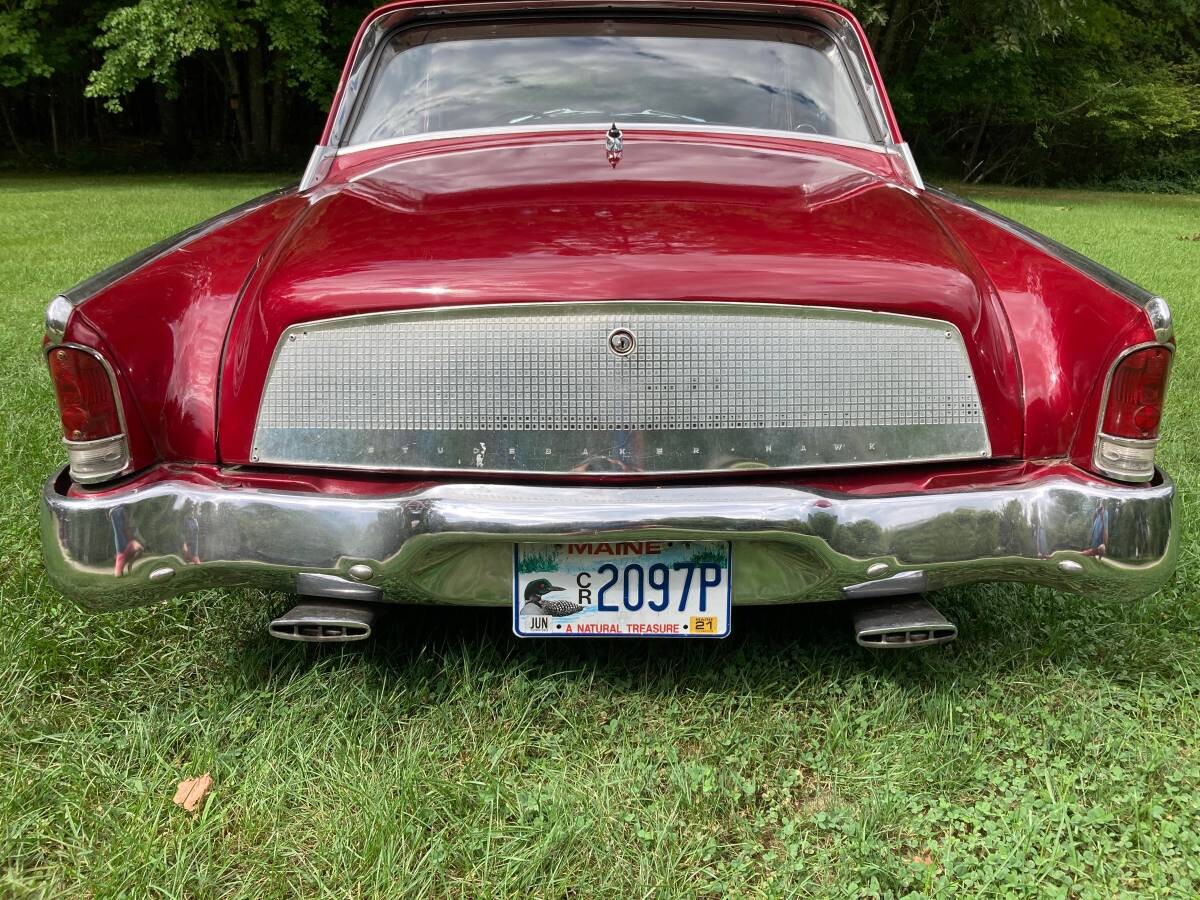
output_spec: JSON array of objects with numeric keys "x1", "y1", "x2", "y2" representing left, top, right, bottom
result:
[{"x1": 513, "y1": 540, "x2": 731, "y2": 638}]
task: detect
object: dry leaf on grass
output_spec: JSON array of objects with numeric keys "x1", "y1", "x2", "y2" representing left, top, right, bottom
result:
[
  {"x1": 173, "y1": 773, "x2": 213, "y2": 814},
  {"x1": 910, "y1": 852, "x2": 935, "y2": 866}
]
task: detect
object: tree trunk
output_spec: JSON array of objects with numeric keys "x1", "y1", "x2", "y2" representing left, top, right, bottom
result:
[
  {"x1": 49, "y1": 94, "x2": 59, "y2": 156},
  {"x1": 0, "y1": 101, "x2": 25, "y2": 157},
  {"x1": 963, "y1": 100, "x2": 993, "y2": 178},
  {"x1": 269, "y1": 66, "x2": 286, "y2": 155},
  {"x1": 246, "y1": 39, "x2": 270, "y2": 160},
  {"x1": 865, "y1": 0, "x2": 900, "y2": 48},
  {"x1": 224, "y1": 48, "x2": 252, "y2": 160},
  {"x1": 94, "y1": 97, "x2": 105, "y2": 144},
  {"x1": 155, "y1": 84, "x2": 188, "y2": 162},
  {"x1": 876, "y1": 0, "x2": 911, "y2": 77}
]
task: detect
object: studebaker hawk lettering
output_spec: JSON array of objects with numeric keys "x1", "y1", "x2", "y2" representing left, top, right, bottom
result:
[{"x1": 40, "y1": 0, "x2": 1176, "y2": 647}]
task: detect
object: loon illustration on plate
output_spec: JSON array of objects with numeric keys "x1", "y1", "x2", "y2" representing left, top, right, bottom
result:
[{"x1": 520, "y1": 578, "x2": 585, "y2": 616}]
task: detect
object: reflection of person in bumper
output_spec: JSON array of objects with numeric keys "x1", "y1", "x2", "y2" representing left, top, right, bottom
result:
[
  {"x1": 182, "y1": 500, "x2": 201, "y2": 565},
  {"x1": 110, "y1": 506, "x2": 143, "y2": 577},
  {"x1": 1084, "y1": 503, "x2": 1110, "y2": 558},
  {"x1": 1032, "y1": 507, "x2": 1048, "y2": 559}
]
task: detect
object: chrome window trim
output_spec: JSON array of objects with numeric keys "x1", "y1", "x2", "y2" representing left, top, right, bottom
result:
[
  {"x1": 344, "y1": 132, "x2": 876, "y2": 185},
  {"x1": 334, "y1": 122, "x2": 893, "y2": 160},
  {"x1": 1091, "y1": 341, "x2": 1174, "y2": 483},
  {"x1": 325, "y1": 2, "x2": 896, "y2": 152},
  {"x1": 893, "y1": 141, "x2": 923, "y2": 190},
  {"x1": 927, "y1": 187, "x2": 1171, "y2": 342},
  {"x1": 251, "y1": 300, "x2": 992, "y2": 476},
  {"x1": 300, "y1": 145, "x2": 337, "y2": 191},
  {"x1": 45, "y1": 342, "x2": 133, "y2": 484}
]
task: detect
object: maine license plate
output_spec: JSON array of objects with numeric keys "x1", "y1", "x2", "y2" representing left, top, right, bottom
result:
[{"x1": 513, "y1": 540, "x2": 731, "y2": 638}]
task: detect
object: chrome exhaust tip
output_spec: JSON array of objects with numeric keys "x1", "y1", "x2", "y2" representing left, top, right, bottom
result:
[
  {"x1": 268, "y1": 602, "x2": 376, "y2": 643},
  {"x1": 851, "y1": 596, "x2": 957, "y2": 648}
]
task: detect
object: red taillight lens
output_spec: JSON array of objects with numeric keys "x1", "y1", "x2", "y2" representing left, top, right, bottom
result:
[
  {"x1": 48, "y1": 347, "x2": 122, "y2": 441},
  {"x1": 1101, "y1": 346, "x2": 1171, "y2": 440}
]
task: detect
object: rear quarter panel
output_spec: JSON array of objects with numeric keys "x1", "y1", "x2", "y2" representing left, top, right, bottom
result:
[
  {"x1": 922, "y1": 190, "x2": 1158, "y2": 467},
  {"x1": 62, "y1": 192, "x2": 307, "y2": 468}
]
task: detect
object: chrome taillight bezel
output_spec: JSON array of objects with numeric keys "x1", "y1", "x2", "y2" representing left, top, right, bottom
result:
[
  {"x1": 44, "y1": 342, "x2": 132, "y2": 484},
  {"x1": 1091, "y1": 341, "x2": 1174, "y2": 483}
]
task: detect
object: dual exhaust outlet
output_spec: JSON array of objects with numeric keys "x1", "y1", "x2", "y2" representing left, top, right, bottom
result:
[
  {"x1": 268, "y1": 602, "x2": 376, "y2": 642},
  {"x1": 268, "y1": 574, "x2": 956, "y2": 648},
  {"x1": 267, "y1": 573, "x2": 379, "y2": 643},
  {"x1": 850, "y1": 596, "x2": 958, "y2": 648}
]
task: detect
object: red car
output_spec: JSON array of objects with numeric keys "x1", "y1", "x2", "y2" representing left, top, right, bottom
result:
[{"x1": 41, "y1": 0, "x2": 1176, "y2": 647}]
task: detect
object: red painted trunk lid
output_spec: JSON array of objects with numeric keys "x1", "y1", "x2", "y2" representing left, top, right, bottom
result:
[{"x1": 218, "y1": 136, "x2": 1022, "y2": 464}]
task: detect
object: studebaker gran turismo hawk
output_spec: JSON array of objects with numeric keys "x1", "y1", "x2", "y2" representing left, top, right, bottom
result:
[{"x1": 40, "y1": 0, "x2": 1177, "y2": 646}]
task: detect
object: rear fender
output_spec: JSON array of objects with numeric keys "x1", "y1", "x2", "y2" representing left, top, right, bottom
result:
[{"x1": 56, "y1": 191, "x2": 306, "y2": 473}]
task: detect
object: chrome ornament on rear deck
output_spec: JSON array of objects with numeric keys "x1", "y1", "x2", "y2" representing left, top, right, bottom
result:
[{"x1": 605, "y1": 123, "x2": 623, "y2": 167}]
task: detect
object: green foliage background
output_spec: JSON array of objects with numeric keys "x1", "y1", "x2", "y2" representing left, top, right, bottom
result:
[
  {"x1": 2, "y1": 1, "x2": 1199, "y2": 184},
  {"x1": 848, "y1": 0, "x2": 1200, "y2": 189}
]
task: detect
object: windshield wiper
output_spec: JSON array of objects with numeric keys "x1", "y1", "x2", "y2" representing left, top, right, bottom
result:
[
  {"x1": 508, "y1": 108, "x2": 603, "y2": 124},
  {"x1": 618, "y1": 109, "x2": 708, "y2": 123},
  {"x1": 508, "y1": 108, "x2": 708, "y2": 125}
]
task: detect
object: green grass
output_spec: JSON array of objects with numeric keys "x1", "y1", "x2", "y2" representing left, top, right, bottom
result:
[{"x1": 0, "y1": 175, "x2": 1197, "y2": 897}]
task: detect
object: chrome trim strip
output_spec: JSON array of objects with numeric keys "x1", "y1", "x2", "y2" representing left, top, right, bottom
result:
[
  {"x1": 893, "y1": 141, "x2": 923, "y2": 190},
  {"x1": 41, "y1": 466, "x2": 1177, "y2": 611},
  {"x1": 326, "y1": 2, "x2": 895, "y2": 151},
  {"x1": 927, "y1": 186, "x2": 1171, "y2": 340},
  {"x1": 54, "y1": 186, "x2": 294, "y2": 310},
  {"x1": 1090, "y1": 341, "x2": 1174, "y2": 483},
  {"x1": 45, "y1": 342, "x2": 133, "y2": 483},
  {"x1": 300, "y1": 145, "x2": 337, "y2": 191},
  {"x1": 334, "y1": 122, "x2": 893, "y2": 160},
  {"x1": 44, "y1": 295, "x2": 74, "y2": 343},
  {"x1": 345, "y1": 134, "x2": 873, "y2": 185},
  {"x1": 251, "y1": 301, "x2": 991, "y2": 475},
  {"x1": 1145, "y1": 297, "x2": 1174, "y2": 344}
]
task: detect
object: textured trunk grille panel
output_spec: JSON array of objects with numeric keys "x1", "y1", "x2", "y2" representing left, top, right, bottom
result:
[{"x1": 253, "y1": 302, "x2": 989, "y2": 474}]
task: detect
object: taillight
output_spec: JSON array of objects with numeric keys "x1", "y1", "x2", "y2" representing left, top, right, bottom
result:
[
  {"x1": 1093, "y1": 345, "x2": 1172, "y2": 482},
  {"x1": 47, "y1": 346, "x2": 130, "y2": 483},
  {"x1": 48, "y1": 347, "x2": 121, "y2": 441}
]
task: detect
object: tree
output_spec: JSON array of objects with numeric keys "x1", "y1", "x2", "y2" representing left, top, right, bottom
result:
[
  {"x1": 0, "y1": 1, "x2": 55, "y2": 89},
  {"x1": 85, "y1": 0, "x2": 343, "y2": 160},
  {"x1": 0, "y1": 1, "x2": 50, "y2": 153},
  {"x1": 845, "y1": 0, "x2": 1200, "y2": 185}
]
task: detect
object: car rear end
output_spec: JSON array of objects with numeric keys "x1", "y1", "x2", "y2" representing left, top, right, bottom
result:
[{"x1": 39, "y1": 0, "x2": 1177, "y2": 645}]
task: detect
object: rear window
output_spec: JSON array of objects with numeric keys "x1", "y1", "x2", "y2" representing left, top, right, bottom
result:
[{"x1": 347, "y1": 19, "x2": 876, "y2": 145}]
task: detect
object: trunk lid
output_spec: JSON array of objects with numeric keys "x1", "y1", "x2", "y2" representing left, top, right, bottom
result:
[{"x1": 218, "y1": 136, "x2": 1022, "y2": 468}]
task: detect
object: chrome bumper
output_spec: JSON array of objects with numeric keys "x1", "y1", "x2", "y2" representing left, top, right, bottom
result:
[{"x1": 41, "y1": 467, "x2": 1177, "y2": 611}]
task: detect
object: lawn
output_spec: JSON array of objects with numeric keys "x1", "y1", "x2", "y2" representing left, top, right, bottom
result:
[{"x1": 0, "y1": 176, "x2": 1196, "y2": 897}]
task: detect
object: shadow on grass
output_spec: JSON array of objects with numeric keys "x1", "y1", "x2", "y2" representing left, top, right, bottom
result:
[{"x1": 221, "y1": 581, "x2": 1193, "y2": 701}]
